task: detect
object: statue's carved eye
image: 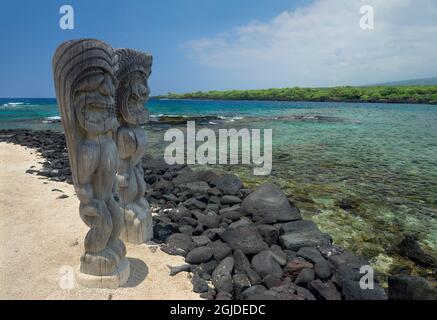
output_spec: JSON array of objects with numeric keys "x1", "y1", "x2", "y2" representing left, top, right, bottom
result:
[{"x1": 75, "y1": 72, "x2": 105, "y2": 93}]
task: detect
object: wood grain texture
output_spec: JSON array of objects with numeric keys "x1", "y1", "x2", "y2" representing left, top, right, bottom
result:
[
  {"x1": 53, "y1": 39, "x2": 129, "y2": 287},
  {"x1": 115, "y1": 48, "x2": 153, "y2": 244}
]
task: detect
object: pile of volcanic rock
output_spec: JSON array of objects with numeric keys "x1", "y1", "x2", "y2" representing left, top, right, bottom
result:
[
  {"x1": 0, "y1": 129, "x2": 72, "y2": 184},
  {"x1": 146, "y1": 164, "x2": 388, "y2": 300}
]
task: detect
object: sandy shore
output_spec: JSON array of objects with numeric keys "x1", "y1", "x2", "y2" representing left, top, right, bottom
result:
[{"x1": 0, "y1": 141, "x2": 200, "y2": 300}]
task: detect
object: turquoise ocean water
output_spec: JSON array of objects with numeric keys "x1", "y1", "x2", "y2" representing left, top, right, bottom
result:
[{"x1": 1, "y1": 97, "x2": 436, "y2": 278}]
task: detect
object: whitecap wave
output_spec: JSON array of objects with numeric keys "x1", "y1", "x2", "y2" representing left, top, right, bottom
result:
[
  {"x1": 42, "y1": 116, "x2": 61, "y2": 124},
  {"x1": 1, "y1": 102, "x2": 29, "y2": 108}
]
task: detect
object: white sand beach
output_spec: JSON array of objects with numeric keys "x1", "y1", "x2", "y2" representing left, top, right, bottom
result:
[{"x1": 0, "y1": 141, "x2": 199, "y2": 300}]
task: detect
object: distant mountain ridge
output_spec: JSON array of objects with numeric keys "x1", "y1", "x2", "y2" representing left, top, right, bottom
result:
[{"x1": 367, "y1": 77, "x2": 437, "y2": 86}]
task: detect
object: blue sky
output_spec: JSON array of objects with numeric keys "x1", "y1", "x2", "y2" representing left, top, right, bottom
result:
[{"x1": 1, "y1": 0, "x2": 436, "y2": 97}]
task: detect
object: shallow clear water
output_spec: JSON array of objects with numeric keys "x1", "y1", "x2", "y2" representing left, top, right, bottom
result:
[{"x1": 1, "y1": 98, "x2": 436, "y2": 277}]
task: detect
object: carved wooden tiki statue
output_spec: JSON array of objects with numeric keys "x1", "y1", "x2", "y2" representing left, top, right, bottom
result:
[
  {"x1": 53, "y1": 39, "x2": 129, "y2": 288},
  {"x1": 114, "y1": 48, "x2": 153, "y2": 243}
]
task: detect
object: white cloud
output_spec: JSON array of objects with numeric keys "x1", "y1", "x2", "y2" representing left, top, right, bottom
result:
[{"x1": 183, "y1": 0, "x2": 437, "y2": 88}]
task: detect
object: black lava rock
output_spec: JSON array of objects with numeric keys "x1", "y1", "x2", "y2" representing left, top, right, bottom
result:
[
  {"x1": 219, "y1": 226, "x2": 269, "y2": 255},
  {"x1": 185, "y1": 246, "x2": 214, "y2": 264}
]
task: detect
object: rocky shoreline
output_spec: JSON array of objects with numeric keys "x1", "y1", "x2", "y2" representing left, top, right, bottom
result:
[{"x1": 0, "y1": 128, "x2": 436, "y2": 300}]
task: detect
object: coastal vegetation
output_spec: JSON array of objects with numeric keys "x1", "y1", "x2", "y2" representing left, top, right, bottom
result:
[{"x1": 159, "y1": 86, "x2": 437, "y2": 104}]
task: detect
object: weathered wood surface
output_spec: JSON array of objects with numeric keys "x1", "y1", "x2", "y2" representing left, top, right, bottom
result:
[
  {"x1": 115, "y1": 48, "x2": 153, "y2": 243},
  {"x1": 53, "y1": 39, "x2": 129, "y2": 288}
]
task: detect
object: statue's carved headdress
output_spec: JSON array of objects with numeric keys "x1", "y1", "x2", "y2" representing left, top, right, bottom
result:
[
  {"x1": 115, "y1": 48, "x2": 152, "y2": 125},
  {"x1": 52, "y1": 39, "x2": 118, "y2": 184}
]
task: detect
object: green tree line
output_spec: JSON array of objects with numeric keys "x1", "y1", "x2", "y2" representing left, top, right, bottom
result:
[{"x1": 157, "y1": 86, "x2": 437, "y2": 104}]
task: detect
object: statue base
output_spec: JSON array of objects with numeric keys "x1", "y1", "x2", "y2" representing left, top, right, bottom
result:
[
  {"x1": 121, "y1": 205, "x2": 153, "y2": 244},
  {"x1": 75, "y1": 258, "x2": 130, "y2": 289}
]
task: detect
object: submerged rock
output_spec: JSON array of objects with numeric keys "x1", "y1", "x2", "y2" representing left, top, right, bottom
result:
[
  {"x1": 398, "y1": 235, "x2": 437, "y2": 268},
  {"x1": 388, "y1": 274, "x2": 437, "y2": 300}
]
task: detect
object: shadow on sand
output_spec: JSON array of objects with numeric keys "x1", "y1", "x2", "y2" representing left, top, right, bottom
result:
[{"x1": 122, "y1": 257, "x2": 149, "y2": 288}]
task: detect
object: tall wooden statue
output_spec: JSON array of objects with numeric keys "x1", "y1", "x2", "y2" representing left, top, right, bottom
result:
[
  {"x1": 114, "y1": 48, "x2": 153, "y2": 243},
  {"x1": 53, "y1": 39, "x2": 130, "y2": 288}
]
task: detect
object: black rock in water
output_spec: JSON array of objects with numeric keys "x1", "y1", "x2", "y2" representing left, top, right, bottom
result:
[
  {"x1": 398, "y1": 235, "x2": 437, "y2": 268},
  {"x1": 388, "y1": 274, "x2": 437, "y2": 300}
]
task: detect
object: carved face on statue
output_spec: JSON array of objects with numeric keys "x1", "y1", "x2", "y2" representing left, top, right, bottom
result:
[
  {"x1": 119, "y1": 71, "x2": 150, "y2": 125},
  {"x1": 114, "y1": 48, "x2": 152, "y2": 126},
  {"x1": 73, "y1": 68, "x2": 119, "y2": 134}
]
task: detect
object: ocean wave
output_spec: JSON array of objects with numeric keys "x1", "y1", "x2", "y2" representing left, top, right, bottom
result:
[
  {"x1": 0, "y1": 102, "x2": 29, "y2": 108},
  {"x1": 42, "y1": 116, "x2": 61, "y2": 124}
]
